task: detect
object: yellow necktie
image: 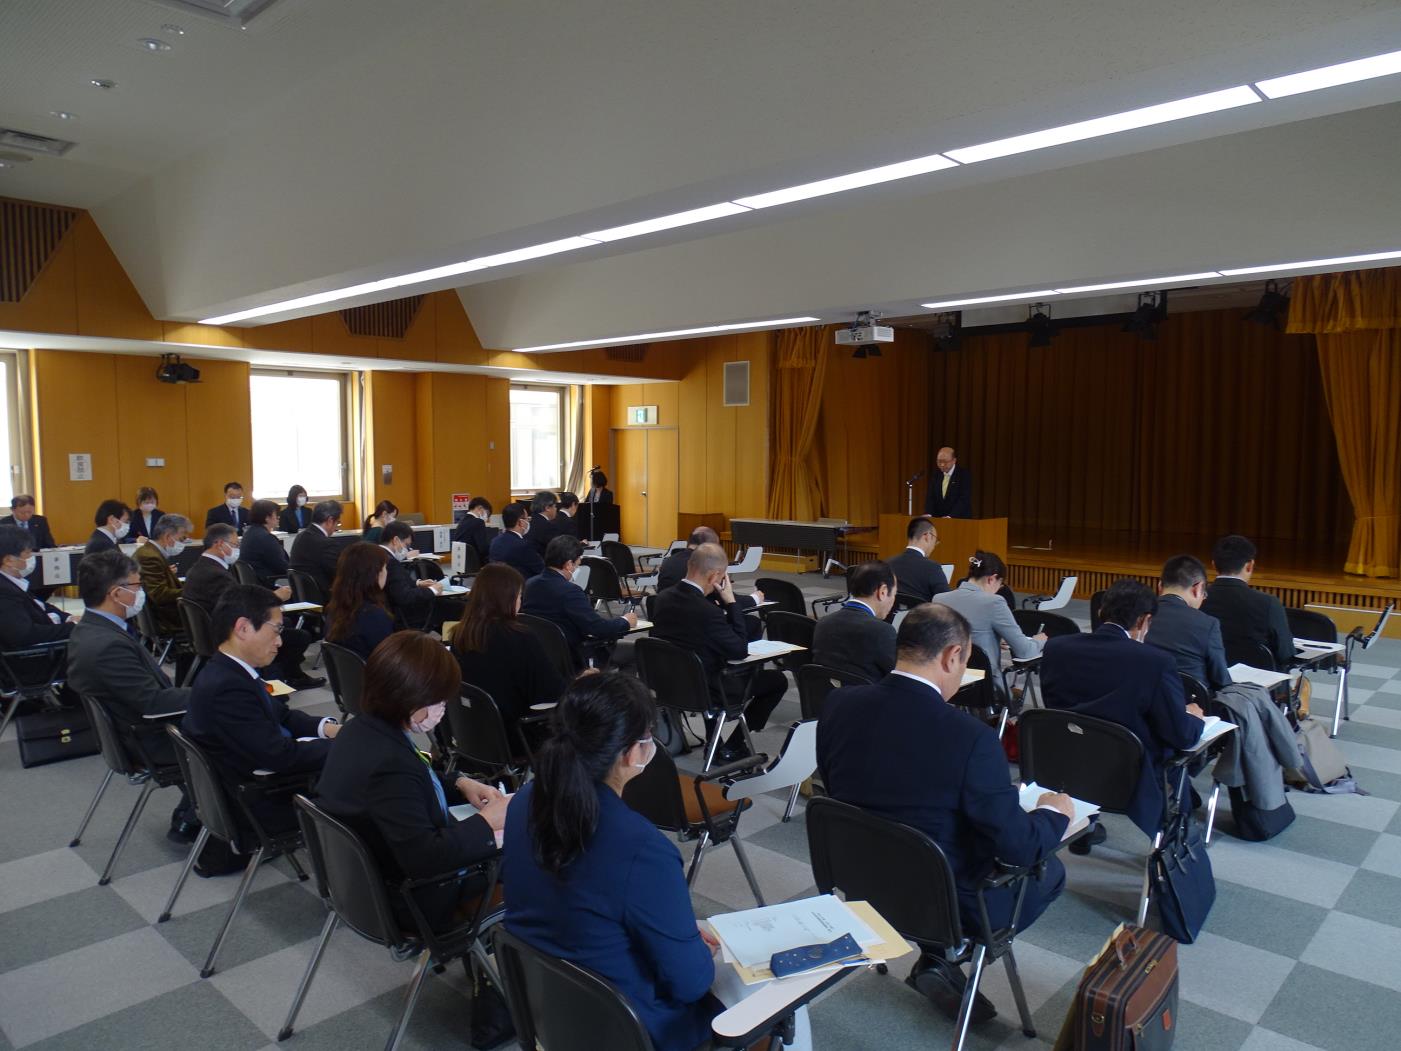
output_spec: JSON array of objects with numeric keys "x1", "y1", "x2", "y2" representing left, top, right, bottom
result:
[{"x1": 942, "y1": 472, "x2": 950, "y2": 498}]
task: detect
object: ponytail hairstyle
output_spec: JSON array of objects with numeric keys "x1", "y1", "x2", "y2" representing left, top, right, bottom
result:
[
  {"x1": 529, "y1": 672, "x2": 655, "y2": 877},
  {"x1": 966, "y1": 549, "x2": 1008, "y2": 581}
]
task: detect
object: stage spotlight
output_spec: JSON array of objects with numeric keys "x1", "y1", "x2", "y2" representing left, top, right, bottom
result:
[
  {"x1": 1243, "y1": 279, "x2": 1290, "y2": 329},
  {"x1": 1026, "y1": 303, "x2": 1056, "y2": 348},
  {"x1": 931, "y1": 312, "x2": 961, "y2": 350},
  {"x1": 1122, "y1": 291, "x2": 1166, "y2": 341},
  {"x1": 851, "y1": 343, "x2": 881, "y2": 359}
]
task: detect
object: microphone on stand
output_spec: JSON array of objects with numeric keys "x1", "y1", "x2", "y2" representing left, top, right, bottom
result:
[{"x1": 905, "y1": 471, "x2": 924, "y2": 485}]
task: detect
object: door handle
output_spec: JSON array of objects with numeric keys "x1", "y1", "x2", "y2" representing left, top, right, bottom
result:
[{"x1": 641, "y1": 491, "x2": 648, "y2": 497}]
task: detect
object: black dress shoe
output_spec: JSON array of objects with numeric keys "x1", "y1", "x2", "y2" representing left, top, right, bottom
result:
[
  {"x1": 1069, "y1": 820, "x2": 1108, "y2": 856},
  {"x1": 285, "y1": 674, "x2": 326, "y2": 691},
  {"x1": 906, "y1": 957, "x2": 997, "y2": 1024},
  {"x1": 167, "y1": 819, "x2": 201, "y2": 845}
]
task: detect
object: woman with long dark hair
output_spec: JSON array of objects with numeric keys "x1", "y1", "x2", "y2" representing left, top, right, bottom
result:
[
  {"x1": 362, "y1": 499, "x2": 399, "y2": 544},
  {"x1": 279, "y1": 484, "x2": 310, "y2": 532},
  {"x1": 324, "y1": 542, "x2": 393, "y2": 660}
]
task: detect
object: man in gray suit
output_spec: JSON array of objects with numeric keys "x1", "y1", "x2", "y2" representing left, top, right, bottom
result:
[
  {"x1": 812, "y1": 561, "x2": 898, "y2": 683},
  {"x1": 1145, "y1": 555, "x2": 1231, "y2": 693},
  {"x1": 66, "y1": 549, "x2": 195, "y2": 838}
]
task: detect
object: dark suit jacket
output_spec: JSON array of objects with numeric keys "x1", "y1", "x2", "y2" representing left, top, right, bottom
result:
[
  {"x1": 0, "y1": 514, "x2": 56, "y2": 549},
  {"x1": 488, "y1": 529, "x2": 544, "y2": 579},
  {"x1": 1041, "y1": 625, "x2": 1204, "y2": 835},
  {"x1": 278, "y1": 505, "x2": 310, "y2": 533},
  {"x1": 1145, "y1": 594, "x2": 1231, "y2": 692},
  {"x1": 1200, "y1": 576, "x2": 1294, "y2": 670},
  {"x1": 129, "y1": 509, "x2": 164, "y2": 541},
  {"x1": 0, "y1": 573, "x2": 72, "y2": 649},
  {"x1": 134, "y1": 540, "x2": 184, "y2": 633},
  {"x1": 289, "y1": 525, "x2": 341, "y2": 594},
  {"x1": 522, "y1": 568, "x2": 630, "y2": 668},
  {"x1": 924, "y1": 466, "x2": 973, "y2": 518},
  {"x1": 817, "y1": 673, "x2": 1068, "y2": 919},
  {"x1": 67, "y1": 612, "x2": 189, "y2": 759},
  {"x1": 887, "y1": 547, "x2": 950, "y2": 603},
  {"x1": 656, "y1": 548, "x2": 690, "y2": 591},
  {"x1": 204, "y1": 504, "x2": 251, "y2": 534},
  {"x1": 315, "y1": 713, "x2": 497, "y2": 931},
  {"x1": 454, "y1": 621, "x2": 566, "y2": 726},
  {"x1": 382, "y1": 555, "x2": 434, "y2": 628},
  {"x1": 451, "y1": 514, "x2": 493, "y2": 562},
  {"x1": 240, "y1": 523, "x2": 289, "y2": 585},
  {"x1": 84, "y1": 529, "x2": 119, "y2": 555},
  {"x1": 504, "y1": 781, "x2": 715, "y2": 1051},
  {"x1": 328, "y1": 604, "x2": 393, "y2": 661},
  {"x1": 650, "y1": 580, "x2": 748, "y2": 706},
  {"x1": 554, "y1": 512, "x2": 578, "y2": 538},
  {"x1": 584, "y1": 487, "x2": 614, "y2": 505},
  {"x1": 811, "y1": 602, "x2": 896, "y2": 682},
  {"x1": 182, "y1": 554, "x2": 235, "y2": 613},
  {"x1": 526, "y1": 513, "x2": 558, "y2": 555}
]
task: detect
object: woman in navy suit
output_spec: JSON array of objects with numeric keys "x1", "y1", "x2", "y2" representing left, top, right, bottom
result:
[
  {"x1": 324, "y1": 542, "x2": 394, "y2": 661},
  {"x1": 278, "y1": 484, "x2": 310, "y2": 533},
  {"x1": 128, "y1": 487, "x2": 164, "y2": 540}
]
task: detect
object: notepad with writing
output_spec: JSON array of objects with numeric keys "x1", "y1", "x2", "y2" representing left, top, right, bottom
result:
[
  {"x1": 1193, "y1": 714, "x2": 1236, "y2": 749},
  {"x1": 707, "y1": 897, "x2": 911, "y2": 984},
  {"x1": 1019, "y1": 782, "x2": 1100, "y2": 840}
]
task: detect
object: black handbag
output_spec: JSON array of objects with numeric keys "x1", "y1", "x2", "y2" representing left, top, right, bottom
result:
[
  {"x1": 1150, "y1": 812, "x2": 1215, "y2": 944},
  {"x1": 16, "y1": 707, "x2": 99, "y2": 768}
]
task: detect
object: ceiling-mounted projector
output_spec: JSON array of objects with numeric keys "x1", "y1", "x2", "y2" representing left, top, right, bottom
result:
[
  {"x1": 834, "y1": 324, "x2": 893, "y2": 346},
  {"x1": 156, "y1": 353, "x2": 201, "y2": 384}
]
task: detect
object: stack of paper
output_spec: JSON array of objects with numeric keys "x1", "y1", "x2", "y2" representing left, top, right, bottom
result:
[
  {"x1": 1228, "y1": 663, "x2": 1291, "y2": 689},
  {"x1": 746, "y1": 639, "x2": 798, "y2": 658},
  {"x1": 707, "y1": 896, "x2": 910, "y2": 984},
  {"x1": 1019, "y1": 782, "x2": 1100, "y2": 840}
]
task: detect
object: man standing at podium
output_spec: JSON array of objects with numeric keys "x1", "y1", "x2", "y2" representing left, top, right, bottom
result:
[{"x1": 924, "y1": 446, "x2": 972, "y2": 519}]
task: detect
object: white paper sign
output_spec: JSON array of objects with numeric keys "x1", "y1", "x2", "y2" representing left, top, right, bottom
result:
[
  {"x1": 68, "y1": 453, "x2": 92, "y2": 482},
  {"x1": 451, "y1": 541, "x2": 466, "y2": 574},
  {"x1": 432, "y1": 525, "x2": 450, "y2": 553},
  {"x1": 41, "y1": 551, "x2": 71, "y2": 584}
]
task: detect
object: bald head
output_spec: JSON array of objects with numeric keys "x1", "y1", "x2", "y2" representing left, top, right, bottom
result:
[
  {"x1": 935, "y1": 447, "x2": 957, "y2": 472},
  {"x1": 687, "y1": 542, "x2": 729, "y2": 580},
  {"x1": 687, "y1": 526, "x2": 720, "y2": 547}
]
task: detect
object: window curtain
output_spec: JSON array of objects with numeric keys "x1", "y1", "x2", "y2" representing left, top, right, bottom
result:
[
  {"x1": 1289, "y1": 267, "x2": 1401, "y2": 577},
  {"x1": 767, "y1": 327, "x2": 828, "y2": 520},
  {"x1": 563, "y1": 385, "x2": 585, "y2": 496}
]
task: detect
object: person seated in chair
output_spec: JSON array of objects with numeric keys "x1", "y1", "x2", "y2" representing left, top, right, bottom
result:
[
  {"x1": 451, "y1": 496, "x2": 494, "y2": 563},
  {"x1": 133, "y1": 514, "x2": 196, "y2": 683},
  {"x1": 278, "y1": 484, "x2": 310, "y2": 534},
  {"x1": 0, "y1": 525, "x2": 77, "y2": 652},
  {"x1": 204, "y1": 481, "x2": 250, "y2": 535},
  {"x1": 1146, "y1": 554, "x2": 1231, "y2": 693},
  {"x1": 555, "y1": 491, "x2": 580, "y2": 537},
  {"x1": 288, "y1": 499, "x2": 344, "y2": 595},
  {"x1": 1200, "y1": 534, "x2": 1294, "y2": 671},
  {"x1": 817, "y1": 603, "x2": 1073, "y2": 1026},
  {"x1": 1, "y1": 494, "x2": 57, "y2": 550},
  {"x1": 522, "y1": 535, "x2": 636, "y2": 670},
  {"x1": 324, "y1": 542, "x2": 394, "y2": 661},
  {"x1": 526, "y1": 490, "x2": 559, "y2": 555},
  {"x1": 811, "y1": 560, "x2": 897, "y2": 682},
  {"x1": 931, "y1": 550, "x2": 1044, "y2": 702},
  {"x1": 887, "y1": 517, "x2": 949, "y2": 603},
  {"x1": 1041, "y1": 578, "x2": 1205, "y2": 855},
  {"x1": 85, "y1": 499, "x2": 131, "y2": 555},
  {"x1": 181, "y1": 585, "x2": 340, "y2": 838},
  {"x1": 656, "y1": 527, "x2": 763, "y2": 638},
  {"x1": 128, "y1": 487, "x2": 165, "y2": 541},
  {"x1": 240, "y1": 500, "x2": 291, "y2": 586},
  {"x1": 378, "y1": 520, "x2": 459, "y2": 632},
  {"x1": 488, "y1": 505, "x2": 544, "y2": 579}
]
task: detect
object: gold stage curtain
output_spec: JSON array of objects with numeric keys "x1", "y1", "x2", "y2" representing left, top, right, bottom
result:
[
  {"x1": 767, "y1": 326, "x2": 828, "y2": 520},
  {"x1": 926, "y1": 307, "x2": 1350, "y2": 547},
  {"x1": 1290, "y1": 267, "x2": 1401, "y2": 577}
]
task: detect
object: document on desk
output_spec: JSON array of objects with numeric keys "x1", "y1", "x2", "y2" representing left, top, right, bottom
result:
[
  {"x1": 746, "y1": 639, "x2": 796, "y2": 658},
  {"x1": 707, "y1": 895, "x2": 880, "y2": 971},
  {"x1": 1019, "y1": 782, "x2": 1100, "y2": 840},
  {"x1": 450, "y1": 798, "x2": 511, "y2": 848},
  {"x1": 959, "y1": 668, "x2": 986, "y2": 687},
  {"x1": 1193, "y1": 715, "x2": 1236, "y2": 749},
  {"x1": 1228, "y1": 663, "x2": 1291, "y2": 689},
  {"x1": 1293, "y1": 639, "x2": 1345, "y2": 657},
  {"x1": 282, "y1": 601, "x2": 321, "y2": 613}
]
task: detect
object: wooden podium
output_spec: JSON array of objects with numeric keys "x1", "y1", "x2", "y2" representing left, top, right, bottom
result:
[{"x1": 878, "y1": 515, "x2": 1008, "y2": 584}]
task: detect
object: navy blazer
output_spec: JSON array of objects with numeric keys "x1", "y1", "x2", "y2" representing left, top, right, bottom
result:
[
  {"x1": 278, "y1": 505, "x2": 310, "y2": 534},
  {"x1": 381, "y1": 554, "x2": 434, "y2": 628},
  {"x1": 526, "y1": 512, "x2": 558, "y2": 555},
  {"x1": 84, "y1": 529, "x2": 119, "y2": 555},
  {"x1": 239, "y1": 524, "x2": 290, "y2": 585},
  {"x1": 205, "y1": 504, "x2": 251, "y2": 535},
  {"x1": 504, "y1": 782, "x2": 715, "y2": 1051},
  {"x1": 289, "y1": 525, "x2": 341, "y2": 594},
  {"x1": 329, "y1": 604, "x2": 394, "y2": 661},
  {"x1": 887, "y1": 547, "x2": 950, "y2": 602},
  {"x1": 1145, "y1": 594, "x2": 1231, "y2": 692},
  {"x1": 0, "y1": 572, "x2": 72, "y2": 650},
  {"x1": 811, "y1": 602, "x2": 896, "y2": 682},
  {"x1": 818, "y1": 673, "x2": 1067, "y2": 920},
  {"x1": 1200, "y1": 576, "x2": 1294, "y2": 670},
  {"x1": 924, "y1": 466, "x2": 973, "y2": 519},
  {"x1": 451, "y1": 514, "x2": 493, "y2": 562},
  {"x1": 1041, "y1": 625, "x2": 1204, "y2": 835},
  {"x1": 521, "y1": 568, "x2": 629, "y2": 668},
  {"x1": 488, "y1": 529, "x2": 544, "y2": 579},
  {"x1": 128, "y1": 508, "x2": 164, "y2": 541},
  {"x1": 0, "y1": 513, "x2": 57, "y2": 550},
  {"x1": 650, "y1": 581, "x2": 749, "y2": 706}
]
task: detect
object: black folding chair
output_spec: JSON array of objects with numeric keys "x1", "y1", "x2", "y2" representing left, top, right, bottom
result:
[
  {"x1": 636, "y1": 636, "x2": 752, "y2": 769},
  {"x1": 1179, "y1": 673, "x2": 1224, "y2": 842},
  {"x1": 232, "y1": 559, "x2": 261, "y2": 587},
  {"x1": 287, "y1": 569, "x2": 328, "y2": 640},
  {"x1": 494, "y1": 928, "x2": 656, "y2": 1051},
  {"x1": 0, "y1": 639, "x2": 69, "y2": 741},
  {"x1": 796, "y1": 663, "x2": 869, "y2": 721},
  {"x1": 764, "y1": 611, "x2": 815, "y2": 673},
  {"x1": 443, "y1": 683, "x2": 531, "y2": 789},
  {"x1": 950, "y1": 644, "x2": 1010, "y2": 737},
  {"x1": 176, "y1": 598, "x2": 218, "y2": 686},
  {"x1": 600, "y1": 540, "x2": 652, "y2": 595},
  {"x1": 807, "y1": 797, "x2": 1041, "y2": 1051},
  {"x1": 1225, "y1": 639, "x2": 1276, "y2": 671},
  {"x1": 1089, "y1": 590, "x2": 1106, "y2": 631},
  {"x1": 71, "y1": 693, "x2": 185, "y2": 885},
  {"x1": 279, "y1": 795, "x2": 503, "y2": 1049},
  {"x1": 134, "y1": 602, "x2": 183, "y2": 667},
  {"x1": 1012, "y1": 609, "x2": 1079, "y2": 639},
  {"x1": 581, "y1": 556, "x2": 629, "y2": 612},
  {"x1": 320, "y1": 641, "x2": 366, "y2": 718},
  {"x1": 1287, "y1": 606, "x2": 1350, "y2": 735},
  {"x1": 518, "y1": 613, "x2": 577, "y2": 681},
  {"x1": 159, "y1": 726, "x2": 310, "y2": 977},
  {"x1": 755, "y1": 577, "x2": 806, "y2": 616}
]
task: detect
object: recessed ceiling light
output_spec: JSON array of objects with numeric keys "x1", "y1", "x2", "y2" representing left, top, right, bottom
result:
[
  {"x1": 88, "y1": 78, "x2": 116, "y2": 89},
  {"x1": 584, "y1": 202, "x2": 751, "y2": 243},
  {"x1": 1053, "y1": 272, "x2": 1222, "y2": 294},
  {"x1": 514, "y1": 316, "x2": 822, "y2": 353},
  {"x1": 1255, "y1": 47, "x2": 1401, "y2": 99},
  {"x1": 921, "y1": 290, "x2": 1060, "y2": 309},
  {"x1": 50, "y1": 110, "x2": 77, "y2": 121},
  {"x1": 139, "y1": 38, "x2": 173, "y2": 52},
  {"x1": 945, "y1": 85, "x2": 1259, "y2": 164},
  {"x1": 735, "y1": 153, "x2": 957, "y2": 210},
  {"x1": 161, "y1": 23, "x2": 186, "y2": 35}
]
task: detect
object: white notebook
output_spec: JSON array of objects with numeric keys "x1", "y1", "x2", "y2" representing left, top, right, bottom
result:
[
  {"x1": 1228, "y1": 663, "x2": 1290, "y2": 689},
  {"x1": 1019, "y1": 782, "x2": 1100, "y2": 841}
]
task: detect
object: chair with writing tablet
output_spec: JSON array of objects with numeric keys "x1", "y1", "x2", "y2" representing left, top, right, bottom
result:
[
  {"x1": 755, "y1": 577, "x2": 807, "y2": 617},
  {"x1": 1179, "y1": 673, "x2": 1223, "y2": 843},
  {"x1": 1023, "y1": 575, "x2": 1078, "y2": 612},
  {"x1": 1012, "y1": 609, "x2": 1079, "y2": 640},
  {"x1": 1287, "y1": 606, "x2": 1349, "y2": 734}
]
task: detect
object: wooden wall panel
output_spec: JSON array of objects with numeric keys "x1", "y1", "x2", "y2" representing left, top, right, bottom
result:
[
  {"x1": 31, "y1": 350, "x2": 119, "y2": 543},
  {"x1": 367, "y1": 372, "x2": 421, "y2": 513},
  {"x1": 72, "y1": 215, "x2": 160, "y2": 340},
  {"x1": 113, "y1": 355, "x2": 191, "y2": 517},
  {"x1": 483, "y1": 377, "x2": 511, "y2": 504},
  {"x1": 413, "y1": 373, "x2": 436, "y2": 517},
  {"x1": 183, "y1": 358, "x2": 253, "y2": 529}
]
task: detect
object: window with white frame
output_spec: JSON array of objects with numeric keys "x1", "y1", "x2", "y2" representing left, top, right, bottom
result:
[
  {"x1": 249, "y1": 369, "x2": 349, "y2": 499},
  {"x1": 509, "y1": 385, "x2": 564, "y2": 491},
  {"x1": 0, "y1": 353, "x2": 23, "y2": 505}
]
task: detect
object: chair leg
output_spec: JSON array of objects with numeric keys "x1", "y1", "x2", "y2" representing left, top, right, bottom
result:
[
  {"x1": 996, "y1": 707, "x2": 1009, "y2": 740},
  {"x1": 1136, "y1": 831, "x2": 1163, "y2": 927},
  {"x1": 98, "y1": 779, "x2": 156, "y2": 886},
  {"x1": 278, "y1": 911, "x2": 338, "y2": 1040},
  {"x1": 200, "y1": 847, "x2": 264, "y2": 978},
  {"x1": 0, "y1": 695, "x2": 18, "y2": 741},
  {"x1": 951, "y1": 944, "x2": 988, "y2": 1051},
  {"x1": 70, "y1": 768, "x2": 115, "y2": 847},
  {"x1": 1204, "y1": 783, "x2": 1221, "y2": 845},
  {"x1": 1002, "y1": 947, "x2": 1037, "y2": 1038},
  {"x1": 159, "y1": 826, "x2": 210, "y2": 922},
  {"x1": 1331, "y1": 665, "x2": 1349, "y2": 737},
  {"x1": 703, "y1": 717, "x2": 726, "y2": 770},
  {"x1": 685, "y1": 831, "x2": 711, "y2": 886},
  {"x1": 782, "y1": 783, "x2": 801, "y2": 822},
  {"x1": 384, "y1": 949, "x2": 432, "y2": 1051},
  {"x1": 731, "y1": 835, "x2": 766, "y2": 906},
  {"x1": 285, "y1": 849, "x2": 309, "y2": 882}
]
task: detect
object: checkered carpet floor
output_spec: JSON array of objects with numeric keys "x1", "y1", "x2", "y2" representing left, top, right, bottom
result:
[{"x1": 2, "y1": 588, "x2": 1398, "y2": 1051}]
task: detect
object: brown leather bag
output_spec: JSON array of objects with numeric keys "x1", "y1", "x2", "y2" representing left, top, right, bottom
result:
[{"x1": 1055, "y1": 925, "x2": 1178, "y2": 1050}]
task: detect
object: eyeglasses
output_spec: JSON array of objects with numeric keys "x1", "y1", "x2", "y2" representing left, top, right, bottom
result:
[
  {"x1": 259, "y1": 621, "x2": 285, "y2": 636},
  {"x1": 116, "y1": 581, "x2": 144, "y2": 593}
]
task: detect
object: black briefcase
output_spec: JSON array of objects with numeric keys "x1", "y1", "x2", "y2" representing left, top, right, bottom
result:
[{"x1": 16, "y1": 708, "x2": 99, "y2": 768}]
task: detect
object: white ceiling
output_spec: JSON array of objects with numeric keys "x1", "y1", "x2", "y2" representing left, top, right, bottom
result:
[{"x1": 3, "y1": 0, "x2": 1401, "y2": 350}]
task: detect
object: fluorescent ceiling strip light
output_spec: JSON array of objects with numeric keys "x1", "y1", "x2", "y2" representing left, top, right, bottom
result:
[
  {"x1": 514, "y1": 316, "x2": 820, "y2": 353},
  {"x1": 921, "y1": 290, "x2": 1059, "y2": 310},
  {"x1": 1256, "y1": 48, "x2": 1401, "y2": 98},
  {"x1": 585, "y1": 202, "x2": 751, "y2": 242},
  {"x1": 735, "y1": 153, "x2": 957, "y2": 210},
  {"x1": 1220, "y1": 249, "x2": 1401, "y2": 276},
  {"x1": 1054, "y1": 272, "x2": 1222, "y2": 293},
  {"x1": 945, "y1": 85, "x2": 1260, "y2": 164},
  {"x1": 201, "y1": 236, "x2": 601, "y2": 325}
]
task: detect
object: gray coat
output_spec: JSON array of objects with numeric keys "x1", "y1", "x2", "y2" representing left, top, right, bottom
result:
[
  {"x1": 932, "y1": 581, "x2": 1042, "y2": 695},
  {"x1": 1211, "y1": 683, "x2": 1297, "y2": 811}
]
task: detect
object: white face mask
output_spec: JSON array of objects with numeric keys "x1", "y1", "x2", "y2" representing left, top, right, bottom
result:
[
  {"x1": 140, "y1": 502, "x2": 157, "y2": 514},
  {"x1": 226, "y1": 497, "x2": 243, "y2": 510},
  {"x1": 20, "y1": 555, "x2": 36, "y2": 577},
  {"x1": 410, "y1": 702, "x2": 446, "y2": 734},
  {"x1": 166, "y1": 540, "x2": 187, "y2": 558},
  {"x1": 383, "y1": 513, "x2": 396, "y2": 525},
  {"x1": 116, "y1": 584, "x2": 145, "y2": 618},
  {"x1": 224, "y1": 545, "x2": 241, "y2": 564},
  {"x1": 296, "y1": 495, "x2": 307, "y2": 507},
  {"x1": 391, "y1": 543, "x2": 409, "y2": 562},
  {"x1": 114, "y1": 521, "x2": 130, "y2": 540}
]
